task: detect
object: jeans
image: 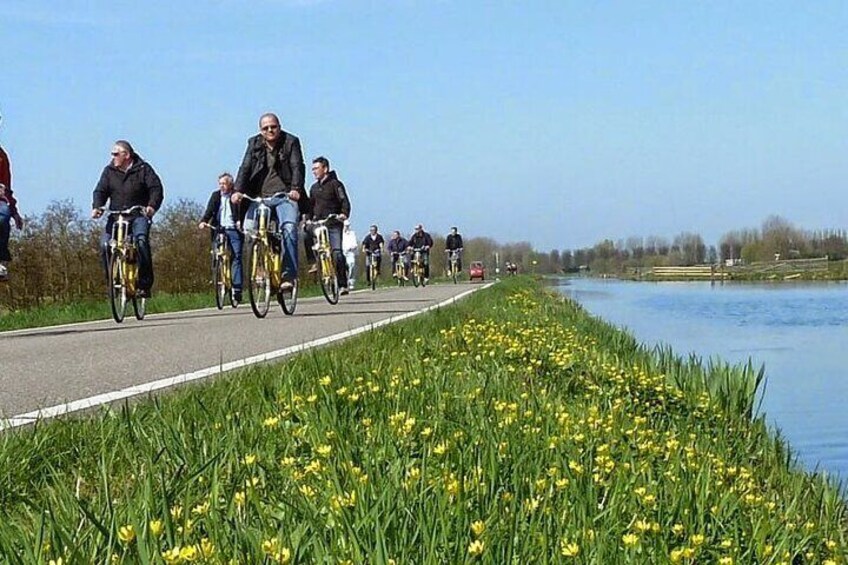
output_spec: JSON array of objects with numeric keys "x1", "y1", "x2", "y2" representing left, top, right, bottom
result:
[
  {"x1": 305, "y1": 221, "x2": 347, "y2": 287},
  {"x1": 213, "y1": 228, "x2": 243, "y2": 290},
  {"x1": 101, "y1": 215, "x2": 154, "y2": 290},
  {"x1": 244, "y1": 196, "x2": 299, "y2": 280},
  {"x1": 0, "y1": 202, "x2": 11, "y2": 262}
]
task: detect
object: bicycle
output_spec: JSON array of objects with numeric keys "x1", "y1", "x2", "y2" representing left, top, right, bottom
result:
[
  {"x1": 391, "y1": 252, "x2": 406, "y2": 287},
  {"x1": 101, "y1": 205, "x2": 148, "y2": 323},
  {"x1": 446, "y1": 248, "x2": 462, "y2": 284},
  {"x1": 202, "y1": 225, "x2": 238, "y2": 310},
  {"x1": 409, "y1": 247, "x2": 428, "y2": 288},
  {"x1": 242, "y1": 193, "x2": 297, "y2": 317},
  {"x1": 365, "y1": 249, "x2": 381, "y2": 291},
  {"x1": 309, "y1": 214, "x2": 343, "y2": 305}
]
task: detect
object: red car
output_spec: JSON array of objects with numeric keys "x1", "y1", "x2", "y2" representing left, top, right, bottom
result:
[{"x1": 469, "y1": 261, "x2": 485, "y2": 282}]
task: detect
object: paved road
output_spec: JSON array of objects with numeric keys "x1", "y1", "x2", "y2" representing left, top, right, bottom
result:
[{"x1": 0, "y1": 283, "x2": 486, "y2": 422}]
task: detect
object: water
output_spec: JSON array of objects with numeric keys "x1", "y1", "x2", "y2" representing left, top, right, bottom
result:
[{"x1": 556, "y1": 277, "x2": 848, "y2": 480}]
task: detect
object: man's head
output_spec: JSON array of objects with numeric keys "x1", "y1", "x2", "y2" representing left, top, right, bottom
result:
[
  {"x1": 218, "y1": 172, "x2": 234, "y2": 193},
  {"x1": 311, "y1": 156, "x2": 330, "y2": 180},
  {"x1": 259, "y1": 113, "x2": 281, "y2": 145},
  {"x1": 451, "y1": 226, "x2": 458, "y2": 235},
  {"x1": 110, "y1": 140, "x2": 134, "y2": 169},
  {"x1": 414, "y1": 224, "x2": 423, "y2": 234},
  {"x1": 391, "y1": 230, "x2": 400, "y2": 239},
  {"x1": 369, "y1": 224, "x2": 378, "y2": 235}
]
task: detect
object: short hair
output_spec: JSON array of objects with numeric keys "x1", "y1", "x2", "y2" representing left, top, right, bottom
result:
[
  {"x1": 312, "y1": 156, "x2": 330, "y2": 169},
  {"x1": 370, "y1": 224, "x2": 378, "y2": 230},
  {"x1": 258, "y1": 112, "x2": 280, "y2": 126},
  {"x1": 114, "y1": 140, "x2": 135, "y2": 157},
  {"x1": 218, "y1": 172, "x2": 234, "y2": 185},
  {"x1": 392, "y1": 230, "x2": 400, "y2": 237}
]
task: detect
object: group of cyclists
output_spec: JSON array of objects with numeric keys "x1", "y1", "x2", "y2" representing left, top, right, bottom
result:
[{"x1": 74, "y1": 112, "x2": 465, "y2": 305}]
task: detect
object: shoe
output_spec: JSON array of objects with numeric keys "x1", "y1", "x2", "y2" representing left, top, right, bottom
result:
[
  {"x1": 424, "y1": 278, "x2": 429, "y2": 284},
  {"x1": 308, "y1": 264, "x2": 318, "y2": 274},
  {"x1": 280, "y1": 281, "x2": 294, "y2": 292},
  {"x1": 233, "y1": 290, "x2": 242, "y2": 303},
  {"x1": 340, "y1": 287, "x2": 350, "y2": 296},
  {"x1": 137, "y1": 288, "x2": 151, "y2": 299},
  {"x1": 403, "y1": 275, "x2": 409, "y2": 281},
  {"x1": 0, "y1": 264, "x2": 7, "y2": 281},
  {"x1": 348, "y1": 282, "x2": 355, "y2": 291}
]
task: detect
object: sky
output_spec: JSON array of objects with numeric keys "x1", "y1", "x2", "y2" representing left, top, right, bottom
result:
[{"x1": 2, "y1": 0, "x2": 847, "y2": 251}]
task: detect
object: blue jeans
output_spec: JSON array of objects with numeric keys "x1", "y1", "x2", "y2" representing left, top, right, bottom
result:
[
  {"x1": 244, "y1": 196, "x2": 299, "y2": 280},
  {"x1": 0, "y1": 202, "x2": 11, "y2": 262},
  {"x1": 101, "y1": 215, "x2": 154, "y2": 290},
  {"x1": 213, "y1": 228, "x2": 243, "y2": 290}
]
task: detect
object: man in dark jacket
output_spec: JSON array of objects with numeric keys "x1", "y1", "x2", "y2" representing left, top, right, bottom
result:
[
  {"x1": 445, "y1": 226, "x2": 464, "y2": 272},
  {"x1": 198, "y1": 172, "x2": 243, "y2": 302},
  {"x1": 91, "y1": 140, "x2": 164, "y2": 297},
  {"x1": 0, "y1": 132, "x2": 24, "y2": 280},
  {"x1": 305, "y1": 156, "x2": 351, "y2": 293},
  {"x1": 387, "y1": 230, "x2": 410, "y2": 280},
  {"x1": 231, "y1": 113, "x2": 305, "y2": 290},
  {"x1": 407, "y1": 224, "x2": 434, "y2": 282}
]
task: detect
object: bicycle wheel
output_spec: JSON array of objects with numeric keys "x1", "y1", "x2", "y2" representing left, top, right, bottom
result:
[
  {"x1": 412, "y1": 263, "x2": 421, "y2": 288},
  {"x1": 452, "y1": 262, "x2": 458, "y2": 284},
  {"x1": 319, "y1": 252, "x2": 340, "y2": 305},
  {"x1": 278, "y1": 277, "x2": 298, "y2": 315},
  {"x1": 108, "y1": 252, "x2": 127, "y2": 323},
  {"x1": 370, "y1": 262, "x2": 377, "y2": 291},
  {"x1": 247, "y1": 239, "x2": 272, "y2": 318},
  {"x1": 213, "y1": 257, "x2": 226, "y2": 310},
  {"x1": 132, "y1": 296, "x2": 146, "y2": 320}
]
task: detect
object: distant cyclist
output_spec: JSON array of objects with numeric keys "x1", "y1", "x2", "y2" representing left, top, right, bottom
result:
[
  {"x1": 342, "y1": 220, "x2": 358, "y2": 290},
  {"x1": 0, "y1": 120, "x2": 23, "y2": 281},
  {"x1": 407, "y1": 223, "x2": 433, "y2": 284},
  {"x1": 445, "y1": 226, "x2": 464, "y2": 272},
  {"x1": 361, "y1": 224, "x2": 385, "y2": 284},
  {"x1": 231, "y1": 112, "x2": 306, "y2": 292},
  {"x1": 387, "y1": 230, "x2": 410, "y2": 280},
  {"x1": 198, "y1": 172, "x2": 243, "y2": 303},
  {"x1": 91, "y1": 140, "x2": 163, "y2": 298},
  {"x1": 304, "y1": 156, "x2": 351, "y2": 294}
]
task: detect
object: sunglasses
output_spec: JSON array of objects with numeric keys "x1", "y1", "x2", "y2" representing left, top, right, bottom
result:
[
  {"x1": 261, "y1": 125, "x2": 280, "y2": 132},
  {"x1": 110, "y1": 151, "x2": 125, "y2": 157}
]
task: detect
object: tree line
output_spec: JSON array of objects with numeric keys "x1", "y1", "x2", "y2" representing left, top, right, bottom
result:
[{"x1": 0, "y1": 199, "x2": 555, "y2": 311}]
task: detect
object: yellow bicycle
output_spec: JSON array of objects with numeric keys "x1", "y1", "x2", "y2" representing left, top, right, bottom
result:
[
  {"x1": 242, "y1": 194, "x2": 297, "y2": 317},
  {"x1": 365, "y1": 249, "x2": 381, "y2": 291},
  {"x1": 309, "y1": 214, "x2": 342, "y2": 304},
  {"x1": 103, "y1": 205, "x2": 147, "y2": 323},
  {"x1": 392, "y1": 252, "x2": 406, "y2": 287},
  {"x1": 203, "y1": 225, "x2": 238, "y2": 309},
  {"x1": 410, "y1": 247, "x2": 427, "y2": 288},
  {"x1": 446, "y1": 249, "x2": 462, "y2": 284}
]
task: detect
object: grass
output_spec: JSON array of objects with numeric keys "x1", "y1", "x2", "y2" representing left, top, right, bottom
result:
[{"x1": 0, "y1": 277, "x2": 845, "y2": 563}]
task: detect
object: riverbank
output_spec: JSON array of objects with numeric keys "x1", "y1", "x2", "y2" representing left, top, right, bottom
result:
[{"x1": 1, "y1": 277, "x2": 845, "y2": 562}]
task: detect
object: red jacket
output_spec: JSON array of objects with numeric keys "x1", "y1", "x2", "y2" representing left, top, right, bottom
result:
[{"x1": 0, "y1": 145, "x2": 18, "y2": 216}]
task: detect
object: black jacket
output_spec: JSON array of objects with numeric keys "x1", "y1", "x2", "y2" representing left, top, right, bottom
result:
[
  {"x1": 308, "y1": 171, "x2": 351, "y2": 220},
  {"x1": 92, "y1": 156, "x2": 164, "y2": 212},
  {"x1": 234, "y1": 132, "x2": 306, "y2": 211},
  {"x1": 446, "y1": 234, "x2": 464, "y2": 250},
  {"x1": 408, "y1": 231, "x2": 433, "y2": 250},
  {"x1": 200, "y1": 190, "x2": 245, "y2": 227}
]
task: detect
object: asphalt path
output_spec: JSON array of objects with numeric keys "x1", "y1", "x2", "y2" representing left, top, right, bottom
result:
[{"x1": 0, "y1": 283, "x2": 487, "y2": 424}]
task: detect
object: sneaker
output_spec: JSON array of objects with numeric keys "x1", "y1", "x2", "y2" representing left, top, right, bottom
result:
[
  {"x1": 348, "y1": 282, "x2": 355, "y2": 291},
  {"x1": 308, "y1": 263, "x2": 318, "y2": 274},
  {"x1": 403, "y1": 275, "x2": 409, "y2": 281},
  {"x1": 280, "y1": 280, "x2": 294, "y2": 292},
  {"x1": 424, "y1": 278, "x2": 429, "y2": 284},
  {"x1": 233, "y1": 290, "x2": 242, "y2": 303},
  {"x1": 137, "y1": 288, "x2": 151, "y2": 299},
  {"x1": 340, "y1": 287, "x2": 350, "y2": 296},
  {"x1": 0, "y1": 264, "x2": 7, "y2": 280}
]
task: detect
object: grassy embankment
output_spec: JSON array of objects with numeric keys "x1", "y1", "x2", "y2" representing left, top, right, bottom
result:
[{"x1": 0, "y1": 278, "x2": 845, "y2": 563}]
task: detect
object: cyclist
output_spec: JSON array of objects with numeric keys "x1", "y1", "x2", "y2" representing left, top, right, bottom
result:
[
  {"x1": 361, "y1": 224, "x2": 385, "y2": 285},
  {"x1": 304, "y1": 156, "x2": 351, "y2": 294},
  {"x1": 91, "y1": 140, "x2": 164, "y2": 298},
  {"x1": 198, "y1": 172, "x2": 243, "y2": 303},
  {"x1": 387, "y1": 230, "x2": 409, "y2": 281},
  {"x1": 231, "y1": 112, "x2": 305, "y2": 292},
  {"x1": 407, "y1": 223, "x2": 433, "y2": 284},
  {"x1": 0, "y1": 123, "x2": 23, "y2": 281},
  {"x1": 342, "y1": 220, "x2": 358, "y2": 290},
  {"x1": 445, "y1": 226, "x2": 464, "y2": 273}
]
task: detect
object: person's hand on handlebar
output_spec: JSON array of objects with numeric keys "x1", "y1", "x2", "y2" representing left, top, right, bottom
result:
[
  {"x1": 146, "y1": 206, "x2": 156, "y2": 218},
  {"x1": 231, "y1": 192, "x2": 244, "y2": 204},
  {"x1": 287, "y1": 189, "x2": 300, "y2": 202},
  {"x1": 198, "y1": 221, "x2": 208, "y2": 230},
  {"x1": 91, "y1": 208, "x2": 103, "y2": 219}
]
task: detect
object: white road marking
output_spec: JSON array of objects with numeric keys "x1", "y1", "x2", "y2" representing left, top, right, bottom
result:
[{"x1": 1, "y1": 283, "x2": 493, "y2": 430}]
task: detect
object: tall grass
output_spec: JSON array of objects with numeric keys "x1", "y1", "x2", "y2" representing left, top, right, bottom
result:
[{"x1": 0, "y1": 278, "x2": 845, "y2": 563}]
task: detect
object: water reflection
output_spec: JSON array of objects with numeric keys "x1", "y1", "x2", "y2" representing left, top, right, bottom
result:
[{"x1": 557, "y1": 277, "x2": 848, "y2": 479}]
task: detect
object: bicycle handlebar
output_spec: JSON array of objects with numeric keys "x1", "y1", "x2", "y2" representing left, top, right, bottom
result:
[
  {"x1": 308, "y1": 214, "x2": 343, "y2": 227},
  {"x1": 99, "y1": 205, "x2": 147, "y2": 217},
  {"x1": 240, "y1": 192, "x2": 289, "y2": 204}
]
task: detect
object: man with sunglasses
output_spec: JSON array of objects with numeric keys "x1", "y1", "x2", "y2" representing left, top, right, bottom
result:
[
  {"x1": 0, "y1": 119, "x2": 24, "y2": 281},
  {"x1": 232, "y1": 113, "x2": 306, "y2": 291},
  {"x1": 91, "y1": 140, "x2": 164, "y2": 298}
]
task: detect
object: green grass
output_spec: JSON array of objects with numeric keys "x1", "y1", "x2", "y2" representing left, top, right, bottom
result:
[{"x1": 0, "y1": 278, "x2": 845, "y2": 564}]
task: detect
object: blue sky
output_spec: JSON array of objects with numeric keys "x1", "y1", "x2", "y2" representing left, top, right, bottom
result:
[{"x1": 2, "y1": 1, "x2": 846, "y2": 250}]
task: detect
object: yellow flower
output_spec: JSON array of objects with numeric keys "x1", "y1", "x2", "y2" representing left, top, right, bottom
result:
[
  {"x1": 161, "y1": 547, "x2": 181, "y2": 564},
  {"x1": 468, "y1": 539, "x2": 485, "y2": 556},
  {"x1": 622, "y1": 533, "x2": 639, "y2": 547},
  {"x1": 48, "y1": 559, "x2": 64, "y2": 565},
  {"x1": 719, "y1": 557, "x2": 733, "y2": 565},
  {"x1": 180, "y1": 545, "x2": 198, "y2": 561},
  {"x1": 319, "y1": 375, "x2": 332, "y2": 386},
  {"x1": 263, "y1": 416, "x2": 280, "y2": 428},
  {"x1": 234, "y1": 490, "x2": 246, "y2": 506},
  {"x1": 560, "y1": 540, "x2": 580, "y2": 557},
  {"x1": 118, "y1": 524, "x2": 136, "y2": 544},
  {"x1": 316, "y1": 444, "x2": 332, "y2": 457},
  {"x1": 200, "y1": 538, "x2": 216, "y2": 558},
  {"x1": 149, "y1": 519, "x2": 164, "y2": 537},
  {"x1": 470, "y1": 520, "x2": 486, "y2": 537},
  {"x1": 691, "y1": 534, "x2": 705, "y2": 546},
  {"x1": 242, "y1": 454, "x2": 257, "y2": 465}
]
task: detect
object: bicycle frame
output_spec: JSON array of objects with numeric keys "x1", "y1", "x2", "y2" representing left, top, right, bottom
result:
[
  {"x1": 102, "y1": 205, "x2": 147, "y2": 323},
  {"x1": 310, "y1": 215, "x2": 342, "y2": 304}
]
